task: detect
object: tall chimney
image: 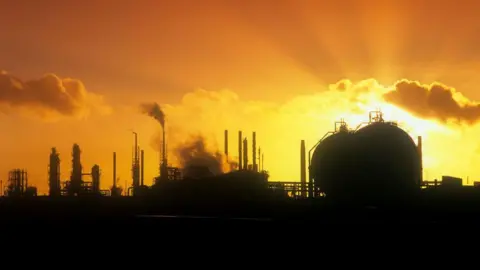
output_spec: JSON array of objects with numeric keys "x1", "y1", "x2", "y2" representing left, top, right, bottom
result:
[
  {"x1": 418, "y1": 136, "x2": 423, "y2": 185},
  {"x1": 258, "y1": 148, "x2": 261, "y2": 172},
  {"x1": 262, "y1": 153, "x2": 264, "y2": 171},
  {"x1": 243, "y1": 138, "x2": 248, "y2": 170},
  {"x1": 224, "y1": 130, "x2": 228, "y2": 159},
  {"x1": 134, "y1": 133, "x2": 138, "y2": 164},
  {"x1": 141, "y1": 150, "x2": 145, "y2": 186},
  {"x1": 132, "y1": 132, "x2": 139, "y2": 188},
  {"x1": 238, "y1": 131, "x2": 243, "y2": 170},
  {"x1": 252, "y1": 132, "x2": 257, "y2": 172},
  {"x1": 300, "y1": 140, "x2": 306, "y2": 197},
  {"x1": 113, "y1": 152, "x2": 116, "y2": 187},
  {"x1": 162, "y1": 126, "x2": 166, "y2": 167}
]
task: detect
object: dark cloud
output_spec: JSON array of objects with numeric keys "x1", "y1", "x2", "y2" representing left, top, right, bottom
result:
[
  {"x1": 384, "y1": 79, "x2": 480, "y2": 124},
  {"x1": 140, "y1": 102, "x2": 165, "y2": 128},
  {"x1": 175, "y1": 135, "x2": 226, "y2": 177},
  {"x1": 0, "y1": 70, "x2": 110, "y2": 119}
]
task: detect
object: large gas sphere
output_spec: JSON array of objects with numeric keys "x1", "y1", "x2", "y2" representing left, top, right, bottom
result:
[
  {"x1": 310, "y1": 130, "x2": 357, "y2": 198},
  {"x1": 354, "y1": 122, "x2": 420, "y2": 200}
]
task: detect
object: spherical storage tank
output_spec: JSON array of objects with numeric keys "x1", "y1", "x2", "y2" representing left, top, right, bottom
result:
[
  {"x1": 310, "y1": 129, "x2": 357, "y2": 199},
  {"x1": 311, "y1": 120, "x2": 421, "y2": 202},
  {"x1": 354, "y1": 122, "x2": 421, "y2": 201}
]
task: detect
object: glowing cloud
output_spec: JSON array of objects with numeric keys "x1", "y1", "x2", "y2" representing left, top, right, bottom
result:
[
  {"x1": 384, "y1": 79, "x2": 480, "y2": 125},
  {"x1": 0, "y1": 70, "x2": 111, "y2": 119}
]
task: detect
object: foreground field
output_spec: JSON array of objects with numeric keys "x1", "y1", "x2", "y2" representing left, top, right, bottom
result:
[{"x1": 2, "y1": 190, "x2": 480, "y2": 225}]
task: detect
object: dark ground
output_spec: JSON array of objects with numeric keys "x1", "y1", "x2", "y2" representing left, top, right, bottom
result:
[{"x1": 2, "y1": 188, "x2": 480, "y2": 225}]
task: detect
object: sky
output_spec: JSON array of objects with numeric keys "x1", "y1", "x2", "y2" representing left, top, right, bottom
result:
[{"x1": 2, "y1": 0, "x2": 480, "y2": 194}]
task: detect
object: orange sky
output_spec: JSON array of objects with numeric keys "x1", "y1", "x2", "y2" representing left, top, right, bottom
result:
[{"x1": 2, "y1": 0, "x2": 480, "y2": 194}]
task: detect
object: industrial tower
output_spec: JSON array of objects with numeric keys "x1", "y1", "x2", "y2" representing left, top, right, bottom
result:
[
  {"x1": 69, "y1": 144, "x2": 83, "y2": 196},
  {"x1": 91, "y1": 164, "x2": 100, "y2": 193},
  {"x1": 132, "y1": 132, "x2": 140, "y2": 190},
  {"x1": 49, "y1": 147, "x2": 61, "y2": 196}
]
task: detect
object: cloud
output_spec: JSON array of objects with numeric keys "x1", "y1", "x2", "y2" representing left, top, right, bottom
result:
[
  {"x1": 326, "y1": 78, "x2": 480, "y2": 125},
  {"x1": 0, "y1": 70, "x2": 111, "y2": 119},
  {"x1": 175, "y1": 135, "x2": 232, "y2": 178},
  {"x1": 140, "y1": 102, "x2": 165, "y2": 128},
  {"x1": 384, "y1": 79, "x2": 480, "y2": 125}
]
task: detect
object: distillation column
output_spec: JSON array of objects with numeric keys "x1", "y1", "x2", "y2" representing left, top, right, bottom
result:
[{"x1": 49, "y1": 148, "x2": 61, "y2": 196}]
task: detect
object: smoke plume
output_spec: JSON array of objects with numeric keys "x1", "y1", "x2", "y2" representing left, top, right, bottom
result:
[
  {"x1": 383, "y1": 79, "x2": 480, "y2": 124},
  {"x1": 175, "y1": 135, "x2": 233, "y2": 177},
  {"x1": 0, "y1": 70, "x2": 110, "y2": 119},
  {"x1": 140, "y1": 102, "x2": 165, "y2": 127}
]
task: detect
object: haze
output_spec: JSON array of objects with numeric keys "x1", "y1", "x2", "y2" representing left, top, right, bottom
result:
[{"x1": 2, "y1": 0, "x2": 480, "y2": 194}]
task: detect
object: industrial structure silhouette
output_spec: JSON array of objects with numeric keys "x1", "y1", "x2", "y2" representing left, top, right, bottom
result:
[{"x1": 2, "y1": 110, "x2": 480, "y2": 223}]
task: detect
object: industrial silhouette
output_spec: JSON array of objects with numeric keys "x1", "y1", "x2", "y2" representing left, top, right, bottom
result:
[
  {"x1": 2, "y1": 110, "x2": 480, "y2": 224},
  {"x1": 310, "y1": 111, "x2": 421, "y2": 203}
]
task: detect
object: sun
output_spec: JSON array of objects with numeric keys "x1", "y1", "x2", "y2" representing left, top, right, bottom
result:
[{"x1": 332, "y1": 87, "x2": 449, "y2": 141}]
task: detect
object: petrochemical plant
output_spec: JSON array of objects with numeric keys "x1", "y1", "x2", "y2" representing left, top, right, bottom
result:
[
  {"x1": 1, "y1": 124, "x2": 270, "y2": 199},
  {"x1": 1, "y1": 110, "x2": 479, "y2": 205}
]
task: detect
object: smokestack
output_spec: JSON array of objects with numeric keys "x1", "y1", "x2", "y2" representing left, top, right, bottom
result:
[
  {"x1": 132, "y1": 132, "x2": 139, "y2": 188},
  {"x1": 243, "y1": 138, "x2": 248, "y2": 170},
  {"x1": 258, "y1": 148, "x2": 261, "y2": 172},
  {"x1": 141, "y1": 150, "x2": 145, "y2": 186},
  {"x1": 134, "y1": 133, "x2": 138, "y2": 162},
  {"x1": 300, "y1": 140, "x2": 306, "y2": 197},
  {"x1": 418, "y1": 136, "x2": 423, "y2": 184},
  {"x1": 224, "y1": 130, "x2": 228, "y2": 159},
  {"x1": 238, "y1": 131, "x2": 243, "y2": 170},
  {"x1": 113, "y1": 152, "x2": 116, "y2": 187},
  {"x1": 262, "y1": 153, "x2": 264, "y2": 171},
  {"x1": 252, "y1": 132, "x2": 257, "y2": 172},
  {"x1": 162, "y1": 125, "x2": 166, "y2": 167}
]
